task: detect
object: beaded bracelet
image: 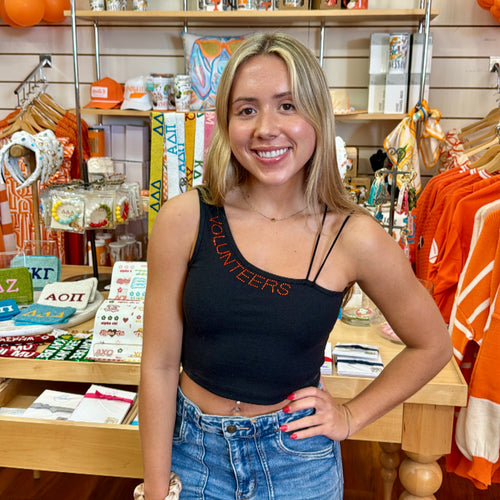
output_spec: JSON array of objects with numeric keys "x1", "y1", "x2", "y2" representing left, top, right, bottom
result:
[
  {"x1": 51, "y1": 199, "x2": 81, "y2": 225},
  {"x1": 88, "y1": 203, "x2": 113, "y2": 229},
  {"x1": 115, "y1": 201, "x2": 129, "y2": 224}
]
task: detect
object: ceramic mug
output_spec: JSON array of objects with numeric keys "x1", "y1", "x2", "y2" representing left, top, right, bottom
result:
[
  {"x1": 106, "y1": 0, "x2": 126, "y2": 11},
  {"x1": 89, "y1": 0, "x2": 105, "y2": 10}
]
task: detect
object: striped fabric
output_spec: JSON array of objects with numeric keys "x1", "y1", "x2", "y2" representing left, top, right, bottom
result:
[
  {"x1": 0, "y1": 180, "x2": 16, "y2": 252},
  {"x1": 447, "y1": 209, "x2": 500, "y2": 489}
]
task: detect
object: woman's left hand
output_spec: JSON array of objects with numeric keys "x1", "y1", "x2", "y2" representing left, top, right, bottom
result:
[{"x1": 281, "y1": 380, "x2": 350, "y2": 441}]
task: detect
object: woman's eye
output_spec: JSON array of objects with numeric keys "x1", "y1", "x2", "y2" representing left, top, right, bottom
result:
[
  {"x1": 241, "y1": 107, "x2": 255, "y2": 116},
  {"x1": 281, "y1": 103, "x2": 295, "y2": 111}
]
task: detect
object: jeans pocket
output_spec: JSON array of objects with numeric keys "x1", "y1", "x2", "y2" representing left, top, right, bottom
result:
[
  {"x1": 276, "y1": 430, "x2": 334, "y2": 458},
  {"x1": 172, "y1": 410, "x2": 187, "y2": 444}
]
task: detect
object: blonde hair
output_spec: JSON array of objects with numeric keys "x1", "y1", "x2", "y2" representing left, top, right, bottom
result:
[{"x1": 203, "y1": 32, "x2": 362, "y2": 216}]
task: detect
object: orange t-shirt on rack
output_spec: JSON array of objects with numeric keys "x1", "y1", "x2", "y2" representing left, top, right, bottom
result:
[
  {"x1": 414, "y1": 168, "x2": 485, "y2": 281},
  {"x1": 427, "y1": 172, "x2": 496, "y2": 281},
  {"x1": 411, "y1": 167, "x2": 466, "y2": 270},
  {"x1": 432, "y1": 180, "x2": 500, "y2": 322},
  {"x1": 447, "y1": 209, "x2": 500, "y2": 489}
]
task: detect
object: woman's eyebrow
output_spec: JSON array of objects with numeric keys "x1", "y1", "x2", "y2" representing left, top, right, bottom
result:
[{"x1": 231, "y1": 91, "x2": 292, "y2": 105}]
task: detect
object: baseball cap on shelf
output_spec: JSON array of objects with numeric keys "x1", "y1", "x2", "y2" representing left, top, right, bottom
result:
[
  {"x1": 85, "y1": 77, "x2": 124, "y2": 109},
  {"x1": 121, "y1": 75, "x2": 153, "y2": 111}
]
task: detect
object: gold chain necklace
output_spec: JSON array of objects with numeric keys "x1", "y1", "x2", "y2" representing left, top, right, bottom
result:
[{"x1": 241, "y1": 188, "x2": 306, "y2": 222}]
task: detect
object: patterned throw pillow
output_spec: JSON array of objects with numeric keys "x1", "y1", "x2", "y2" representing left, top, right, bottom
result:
[{"x1": 181, "y1": 32, "x2": 246, "y2": 111}]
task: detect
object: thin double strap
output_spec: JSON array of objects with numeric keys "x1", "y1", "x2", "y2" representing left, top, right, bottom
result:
[{"x1": 306, "y1": 208, "x2": 351, "y2": 283}]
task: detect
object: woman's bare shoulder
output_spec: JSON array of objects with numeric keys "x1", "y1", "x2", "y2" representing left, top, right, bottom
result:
[
  {"x1": 341, "y1": 212, "x2": 403, "y2": 262},
  {"x1": 153, "y1": 189, "x2": 201, "y2": 229},
  {"x1": 149, "y1": 189, "x2": 202, "y2": 255}
]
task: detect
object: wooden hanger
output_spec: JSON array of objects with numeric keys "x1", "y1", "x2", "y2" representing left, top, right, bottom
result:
[
  {"x1": 465, "y1": 136, "x2": 500, "y2": 158},
  {"x1": 0, "y1": 89, "x2": 66, "y2": 139},
  {"x1": 0, "y1": 107, "x2": 38, "y2": 139},
  {"x1": 463, "y1": 124, "x2": 497, "y2": 150},
  {"x1": 464, "y1": 122, "x2": 500, "y2": 158},
  {"x1": 469, "y1": 144, "x2": 500, "y2": 169},
  {"x1": 469, "y1": 144, "x2": 500, "y2": 173},
  {"x1": 33, "y1": 97, "x2": 63, "y2": 124},
  {"x1": 38, "y1": 93, "x2": 66, "y2": 118},
  {"x1": 30, "y1": 105, "x2": 57, "y2": 131},
  {"x1": 481, "y1": 154, "x2": 500, "y2": 174},
  {"x1": 459, "y1": 108, "x2": 500, "y2": 139}
]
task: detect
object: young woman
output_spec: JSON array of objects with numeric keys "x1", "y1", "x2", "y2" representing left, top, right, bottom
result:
[{"x1": 139, "y1": 32, "x2": 452, "y2": 500}]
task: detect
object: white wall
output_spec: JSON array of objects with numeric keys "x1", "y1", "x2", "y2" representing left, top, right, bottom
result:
[{"x1": 0, "y1": 0, "x2": 499, "y2": 180}]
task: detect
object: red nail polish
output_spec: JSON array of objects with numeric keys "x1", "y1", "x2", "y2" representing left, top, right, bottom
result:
[
  {"x1": 287, "y1": 393, "x2": 296, "y2": 400},
  {"x1": 279, "y1": 424, "x2": 288, "y2": 431},
  {"x1": 283, "y1": 406, "x2": 290, "y2": 413},
  {"x1": 290, "y1": 433, "x2": 298, "y2": 439}
]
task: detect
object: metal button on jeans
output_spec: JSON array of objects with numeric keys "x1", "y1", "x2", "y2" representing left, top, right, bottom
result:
[{"x1": 226, "y1": 424, "x2": 237, "y2": 433}]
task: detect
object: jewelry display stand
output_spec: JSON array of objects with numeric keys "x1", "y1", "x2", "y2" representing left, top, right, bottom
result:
[{"x1": 377, "y1": 147, "x2": 413, "y2": 236}]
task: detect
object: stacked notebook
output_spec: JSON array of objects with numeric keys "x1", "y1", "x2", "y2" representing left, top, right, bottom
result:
[{"x1": 333, "y1": 343, "x2": 384, "y2": 378}]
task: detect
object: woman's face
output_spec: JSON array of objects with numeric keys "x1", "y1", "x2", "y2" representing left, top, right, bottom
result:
[{"x1": 228, "y1": 54, "x2": 316, "y2": 188}]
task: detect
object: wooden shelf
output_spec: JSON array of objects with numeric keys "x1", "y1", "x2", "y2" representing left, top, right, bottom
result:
[
  {"x1": 81, "y1": 108, "x2": 151, "y2": 117},
  {"x1": 81, "y1": 108, "x2": 405, "y2": 121},
  {"x1": 335, "y1": 112, "x2": 405, "y2": 121},
  {"x1": 65, "y1": 9, "x2": 438, "y2": 26},
  {"x1": 0, "y1": 358, "x2": 139, "y2": 385}
]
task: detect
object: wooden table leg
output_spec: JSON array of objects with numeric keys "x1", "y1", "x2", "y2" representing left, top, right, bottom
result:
[
  {"x1": 398, "y1": 452, "x2": 442, "y2": 499},
  {"x1": 399, "y1": 403, "x2": 455, "y2": 500},
  {"x1": 380, "y1": 442, "x2": 401, "y2": 500}
]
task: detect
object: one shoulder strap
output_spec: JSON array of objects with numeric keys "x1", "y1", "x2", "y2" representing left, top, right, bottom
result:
[
  {"x1": 305, "y1": 205, "x2": 328, "y2": 280},
  {"x1": 310, "y1": 215, "x2": 351, "y2": 283}
]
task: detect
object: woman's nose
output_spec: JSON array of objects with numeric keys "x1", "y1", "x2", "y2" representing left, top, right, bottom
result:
[{"x1": 254, "y1": 109, "x2": 279, "y2": 138}]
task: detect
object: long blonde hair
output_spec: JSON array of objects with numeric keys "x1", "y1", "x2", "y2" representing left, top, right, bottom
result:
[{"x1": 203, "y1": 32, "x2": 362, "y2": 216}]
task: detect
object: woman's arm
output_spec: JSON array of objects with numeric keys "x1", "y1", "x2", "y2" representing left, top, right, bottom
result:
[
  {"x1": 284, "y1": 214, "x2": 453, "y2": 440},
  {"x1": 139, "y1": 190, "x2": 199, "y2": 500},
  {"x1": 343, "y1": 215, "x2": 453, "y2": 433}
]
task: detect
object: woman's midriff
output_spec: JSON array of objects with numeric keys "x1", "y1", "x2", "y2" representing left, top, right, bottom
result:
[{"x1": 179, "y1": 371, "x2": 289, "y2": 417}]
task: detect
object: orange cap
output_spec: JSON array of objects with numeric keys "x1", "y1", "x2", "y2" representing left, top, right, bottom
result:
[{"x1": 85, "y1": 77, "x2": 124, "y2": 109}]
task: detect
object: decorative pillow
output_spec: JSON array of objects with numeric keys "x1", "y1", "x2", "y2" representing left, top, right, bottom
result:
[{"x1": 181, "y1": 32, "x2": 247, "y2": 111}]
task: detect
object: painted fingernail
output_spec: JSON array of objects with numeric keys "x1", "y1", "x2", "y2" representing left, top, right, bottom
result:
[
  {"x1": 279, "y1": 424, "x2": 288, "y2": 431},
  {"x1": 283, "y1": 406, "x2": 290, "y2": 413},
  {"x1": 290, "y1": 433, "x2": 298, "y2": 440},
  {"x1": 287, "y1": 393, "x2": 296, "y2": 400}
]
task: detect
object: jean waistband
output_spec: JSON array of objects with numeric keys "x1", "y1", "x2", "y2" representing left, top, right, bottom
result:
[{"x1": 176, "y1": 386, "x2": 311, "y2": 438}]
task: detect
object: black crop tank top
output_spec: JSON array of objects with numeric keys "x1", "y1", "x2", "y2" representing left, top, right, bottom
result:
[{"x1": 182, "y1": 190, "x2": 349, "y2": 405}]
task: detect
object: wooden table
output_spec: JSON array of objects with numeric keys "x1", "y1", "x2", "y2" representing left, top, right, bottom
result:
[{"x1": 324, "y1": 321, "x2": 468, "y2": 500}]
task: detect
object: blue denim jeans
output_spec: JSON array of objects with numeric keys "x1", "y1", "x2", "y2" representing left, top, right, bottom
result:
[{"x1": 171, "y1": 387, "x2": 343, "y2": 500}]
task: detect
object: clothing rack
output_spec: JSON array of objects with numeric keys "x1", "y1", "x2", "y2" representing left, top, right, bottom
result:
[
  {"x1": 14, "y1": 54, "x2": 52, "y2": 109},
  {"x1": 4, "y1": 56, "x2": 54, "y2": 256}
]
